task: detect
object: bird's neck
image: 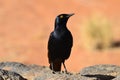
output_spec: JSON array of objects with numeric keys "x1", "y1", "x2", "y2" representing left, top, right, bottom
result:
[
  {"x1": 54, "y1": 23, "x2": 67, "y2": 31},
  {"x1": 53, "y1": 25, "x2": 67, "y2": 39}
]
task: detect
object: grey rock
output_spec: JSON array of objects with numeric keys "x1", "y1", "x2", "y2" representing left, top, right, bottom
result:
[
  {"x1": 113, "y1": 76, "x2": 120, "y2": 80},
  {"x1": 34, "y1": 69, "x2": 96, "y2": 80},
  {"x1": 0, "y1": 69, "x2": 27, "y2": 80},
  {"x1": 0, "y1": 62, "x2": 30, "y2": 74},
  {"x1": 0, "y1": 62, "x2": 120, "y2": 80},
  {"x1": 79, "y1": 64, "x2": 120, "y2": 80},
  {"x1": 80, "y1": 64, "x2": 120, "y2": 75}
]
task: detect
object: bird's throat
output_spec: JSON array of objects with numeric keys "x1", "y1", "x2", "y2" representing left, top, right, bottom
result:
[{"x1": 53, "y1": 28, "x2": 66, "y2": 39}]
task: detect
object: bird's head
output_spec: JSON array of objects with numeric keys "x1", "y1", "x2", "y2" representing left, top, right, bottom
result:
[{"x1": 55, "y1": 13, "x2": 74, "y2": 28}]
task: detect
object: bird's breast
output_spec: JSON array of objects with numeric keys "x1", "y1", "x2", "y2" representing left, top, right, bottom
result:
[{"x1": 53, "y1": 31, "x2": 65, "y2": 40}]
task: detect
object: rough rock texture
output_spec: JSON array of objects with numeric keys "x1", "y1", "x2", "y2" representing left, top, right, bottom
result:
[
  {"x1": 0, "y1": 62, "x2": 120, "y2": 80},
  {"x1": 79, "y1": 65, "x2": 120, "y2": 80},
  {"x1": 0, "y1": 69, "x2": 27, "y2": 80}
]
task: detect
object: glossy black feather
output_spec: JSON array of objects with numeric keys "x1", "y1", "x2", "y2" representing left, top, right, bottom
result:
[{"x1": 48, "y1": 13, "x2": 74, "y2": 72}]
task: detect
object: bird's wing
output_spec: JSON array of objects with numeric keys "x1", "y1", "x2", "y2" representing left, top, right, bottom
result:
[
  {"x1": 63, "y1": 30, "x2": 73, "y2": 59},
  {"x1": 48, "y1": 32, "x2": 62, "y2": 71},
  {"x1": 48, "y1": 32, "x2": 55, "y2": 62},
  {"x1": 48, "y1": 32, "x2": 54, "y2": 50}
]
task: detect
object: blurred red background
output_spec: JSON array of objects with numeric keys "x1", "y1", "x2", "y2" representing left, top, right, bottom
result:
[{"x1": 0, "y1": 0, "x2": 120, "y2": 72}]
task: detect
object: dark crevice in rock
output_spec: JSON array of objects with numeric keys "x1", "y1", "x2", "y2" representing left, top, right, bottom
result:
[{"x1": 82, "y1": 74, "x2": 116, "y2": 80}]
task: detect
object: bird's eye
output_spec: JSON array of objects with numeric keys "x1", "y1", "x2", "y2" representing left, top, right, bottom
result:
[{"x1": 60, "y1": 15, "x2": 63, "y2": 18}]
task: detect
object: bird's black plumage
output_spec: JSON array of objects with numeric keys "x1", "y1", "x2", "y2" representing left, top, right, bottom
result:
[{"x1": 48, "y1": 13, "x2": 74, "y2": 73}]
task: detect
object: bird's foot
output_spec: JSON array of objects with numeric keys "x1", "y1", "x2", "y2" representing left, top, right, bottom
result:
[
  {"x1": 62, "y1": 71, "x2": 73, "y2": 75},
  {"x1": 52, "y1": 71, "x2": 55, "y2": 74},
  {"x1": 52, "y1": 71, "x2": 61, "y2": 74}
]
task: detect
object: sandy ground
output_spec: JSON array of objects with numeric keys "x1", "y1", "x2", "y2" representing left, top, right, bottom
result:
[{"x1": 0, "y1": 0, "x2": 120, "y2": 72}]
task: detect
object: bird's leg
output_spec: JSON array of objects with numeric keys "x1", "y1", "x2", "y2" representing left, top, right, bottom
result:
[
  {"x1": 51, "y1": 62, "x2": 55, "y2": 74},
  {"x1": 51, "y1": 62, "x2": 54, "y2": 70},
  {"x1": 62, "y1": 62, "x2": 68, "y2": 73}
]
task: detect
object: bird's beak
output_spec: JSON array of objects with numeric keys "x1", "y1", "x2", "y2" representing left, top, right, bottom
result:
[{"x1": 67, "y1": 13, "x2": 75, "y2": 17}]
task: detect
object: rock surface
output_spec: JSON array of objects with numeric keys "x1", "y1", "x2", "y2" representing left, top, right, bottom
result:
[
  {"x1": 0, "y1": 62, "x2": 120, "y2": 80},
  {"x1": 0, "y1": 69, "x2": 27, "y2": 80}
]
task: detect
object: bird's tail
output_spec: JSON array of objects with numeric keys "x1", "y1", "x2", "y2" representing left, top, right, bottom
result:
[{"x1": 49, "y1": 59, "x2": 62, "y2": 71}]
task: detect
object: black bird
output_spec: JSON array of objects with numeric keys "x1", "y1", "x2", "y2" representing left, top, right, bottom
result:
[{"x1": 48, "y1": 13, "x2": 74, "y2": 73}]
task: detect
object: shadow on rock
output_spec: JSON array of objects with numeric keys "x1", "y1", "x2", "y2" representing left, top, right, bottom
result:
[{"x1": 82, "y1": 74, "x2": 115, "y2": 80}]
